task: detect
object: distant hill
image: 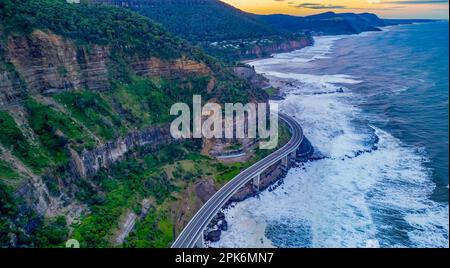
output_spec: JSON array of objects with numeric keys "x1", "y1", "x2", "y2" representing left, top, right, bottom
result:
[
  {"x1": 90, "y1": 2, "x2": 435, "y2": 61},
  {"x1": 91, "y1": 0, "x2": 314, "y2": 62},
  {"x1": 92, "y1": 1, "x2": 436, "y2": 38},
  {"x1": 93, "y1": 0, "x2": 279, "y2": 42},
  {"x1": 257, "y1": 12, "x2": 436, "y2": 35},
  {"x1": 257, "y1": 12, "x2": 382, "y2": 35}
]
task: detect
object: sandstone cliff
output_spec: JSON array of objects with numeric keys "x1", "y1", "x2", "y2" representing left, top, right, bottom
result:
[
  {"x1": 1, "y1": 30, "x2": 212, "y2": 106},
  {"x1": 206, "y1": 35, "x2": 314, "y2": 61},
  {"x1": 241, "y1": 37, "x2": 313, "y2": 59},
  {"x1": 73, "y1": 124, "x2": 176, "y2": 178},
  {"x1": 0, "y1": 29, "x2": 213, "y2": 232}
]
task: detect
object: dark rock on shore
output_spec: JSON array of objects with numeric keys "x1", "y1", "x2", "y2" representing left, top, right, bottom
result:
[
  {"x1": 206, "y1": 135, "x2": 318, "y2": 244},
  {"x1": 204, "y1": 211, "x2": 228, "y2": 242},
  {"x1": 207, "y1": 211, "x2": 225, "y2": 229},
  {"x1": 205, "y1": 230, "x2": 222, "y2": 242},
  {"x1": 218, "y1": 219, "x2": 228, "y2": 231}
]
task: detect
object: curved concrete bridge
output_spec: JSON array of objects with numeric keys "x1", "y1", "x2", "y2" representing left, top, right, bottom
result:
[{"x1": 171, "y1": 113, "x2": 305, "y2": 248}]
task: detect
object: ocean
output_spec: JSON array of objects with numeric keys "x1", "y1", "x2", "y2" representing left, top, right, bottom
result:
[{"x1": 211, "y1": 21, "x2": 449, "y2": 248}]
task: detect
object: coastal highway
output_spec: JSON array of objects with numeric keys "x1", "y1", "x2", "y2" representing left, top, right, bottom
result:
[{"x1": 171, "y1": 113, "x2": 304, "y2": 248}]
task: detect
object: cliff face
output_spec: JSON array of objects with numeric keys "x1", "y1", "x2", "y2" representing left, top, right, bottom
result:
[
  {"x1": 7, "y1": 30, "x2": 111, "y2": 95},
  {"x1": 206, "y1": 35, "x2": 314, "y2": 61},
  {"x1": 1, "y1": 30, "x2": 211, "y2": 105},
  {"x1": 242, "y1": 37, "x2": 313, "y2": 59},
  {"x1": 0, "y1": 68, "x2": 25, "y2": 106},
  {"x1": 1, "y1": 29, "x2": 212, "y2": 184},
  {"x1": 73, "y1": 124, "x2": 176, "y2": 178},
  {"x1": 0, "y1": 29, "x2": 212, "y2": 227},
  {"x1": 131, "y1": 57, "x2": 210, "y2": 78}
]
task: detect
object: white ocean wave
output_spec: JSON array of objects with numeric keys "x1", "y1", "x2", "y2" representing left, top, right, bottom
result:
[
  {"x1": 249, "y1": 36, "x2": 345, "y2": 72},
  {"x1": 211, "y1": 34, "x2": 449, "y2": 248}
]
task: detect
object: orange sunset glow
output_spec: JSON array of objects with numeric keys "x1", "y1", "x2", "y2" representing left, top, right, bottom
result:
[{"x1": 222, "y1": 0, "x2": 449, "y2": 19}]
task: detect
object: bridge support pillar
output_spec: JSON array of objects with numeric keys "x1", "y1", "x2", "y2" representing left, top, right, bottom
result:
[
  {"x1": 194, "y1": 232, "x2": 204, "y2": 248},
  {"x1": 290, "y1": 150, "x2": 297, "y2": 163},
  {"x1": 252, "y1": 174, "x2": 260, "y2": 191},
  {"x1": 281, "y1": 155, "x2": 288, "y2": 171}
]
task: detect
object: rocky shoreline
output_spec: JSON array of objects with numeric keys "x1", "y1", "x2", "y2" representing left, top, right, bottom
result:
[
  {"x1": 202, "y1": 101, "x2": 316, "y2": 244},
  {"x1": 203, "y1": 142, "x2": 315, "y2": 244}
]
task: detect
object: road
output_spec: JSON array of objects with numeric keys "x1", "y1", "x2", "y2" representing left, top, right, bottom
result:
[{"x1": 171, "y1": 113, "x2": 304, "y2": 248}]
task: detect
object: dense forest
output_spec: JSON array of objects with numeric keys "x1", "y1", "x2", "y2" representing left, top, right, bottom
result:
[
  {"x1": 92, "y1": 0, "x2": 279, "y2": 42},
  {"x1": 90, "y1": 0, "x2": 314, "y2": 62}
]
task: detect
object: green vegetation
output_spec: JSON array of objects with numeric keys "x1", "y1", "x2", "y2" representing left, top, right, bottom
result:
[
  {"x1": 0, "y1": 0, "x2": 198, "y2": 59},
  {"x1": 25, "y1": 98, "x2": 96, "y2": 164},
  {"x1": 32, "y1": 216, "x2": 69, "y2": 248},
  {"x1": 216, "y1": 122, "x2": 291, "y2": 185},
  {"x1": 1, "y1": 121, "x2": 291, "y2": 248},
  {"x1": 71, "y1": 121, "x2": 292, "y2": 247},
  {"x1": 215, "y1": 162, "x2": 242, "y2": 184},
  {"x1": 0, "y1": 160, "x2": 19, "y2": 181},
  {"x1": 93, "y1": 0, "x2": 313, "y2": 62},
  {"x1": 107, "y1": 49, "x2": 133, "y2": 83},
  {"x1": 56, "y1": 65, "x2": 68, "y2": 77},
  {"x1": 257, "y1": 12, "x2": 387, "y2": 36},
  {"x1": 107, "y1": 75, "x2": 214, "y2": 128},
  {"x1": 224, "y1": 141, "x2": 242, "y2": 151},
  {"x1": 0, "y1": 181, "x2": 18, "y2": 246},
  {"x1": 71, "y1": 142, "x2": 201, "y2": 247},
  {"x1": 53, "y1": 75, "x2": 217, "y2": 140},
  {"x1": 125, "y1": 208, "x2": 174, "y2": 248},
  {"x1": 263, "y1": 87, "x2": 278, "y2": 96},
  {"x1": 54, "y1": 91, "x2": 123, "y2": 140},
  {"x1": 204, "y1": 34, "x2": 312, "y2": 62},
  {"x1": 1, "y1": 0, "x2": 266, "y2": 103},
  {"x1": 0, "y1": 181, "x2": 69, "y2": 248},
  {"x1": 0, "y1": 111, "x2": 50, "y2": 173},
  {"x1": 126, "y1": 0, "x2": 277, "y2": 42},
  {"x1": 70, "y1": 133, "x2": 295, "y2": 248},
  {"x1": 0, "y1": 110, "x2": 70, "y2": 247},
  {"x1": 0, "y1": 0, "x2": 279, "y2": 248},
  {"x1": 110, "y1": 78, "x2": 174, "y2": 128}
]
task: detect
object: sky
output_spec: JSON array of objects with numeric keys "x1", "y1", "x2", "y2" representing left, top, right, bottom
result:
[{"x1": 221, "y1": 0, "x2": 450, "y2": 19}]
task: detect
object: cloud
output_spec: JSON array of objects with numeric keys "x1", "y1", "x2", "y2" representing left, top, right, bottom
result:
[
  {"x1": 382, "y1": 0, "x2": 448, "y2": 3},
  {"x1": 296, "y1": 3, "x2": 349, "y2": 9}
]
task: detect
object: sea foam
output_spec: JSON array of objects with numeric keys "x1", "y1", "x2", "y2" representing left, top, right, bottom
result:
[{"x1": 211, "y1": 34, "x2": 449, "y2": 248}]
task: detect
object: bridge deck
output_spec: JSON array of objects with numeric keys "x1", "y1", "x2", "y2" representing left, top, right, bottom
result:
[{"x1": 171, "y1": 113, "x2": 304, "y2": 248}]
